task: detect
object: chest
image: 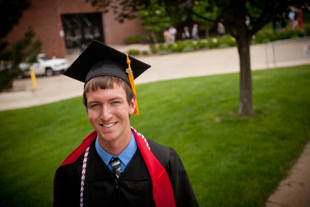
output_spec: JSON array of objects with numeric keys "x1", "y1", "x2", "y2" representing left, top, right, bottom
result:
[{"x1": 82, "y1": 147, "x2": 155, "y2": 207}]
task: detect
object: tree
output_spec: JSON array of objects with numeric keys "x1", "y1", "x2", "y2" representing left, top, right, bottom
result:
[
  {"x1": 0, "y1": 0, "x2": 42, "y2": 91},
  {"x1": 0, "y1": 0, "x2": 31, "y2": 51},
  {"x1": 137, "y1": 1, "x2": 172, "y2": 40},
  {"x1": 0, "y1": 27, "x2": 42, "y2": 91},
  {"x1": 86, "y1": 0, "x2": 308, "y2": 116},
  {"x1": 180, "y1": 0, "x2": 308, "y2": 116}
]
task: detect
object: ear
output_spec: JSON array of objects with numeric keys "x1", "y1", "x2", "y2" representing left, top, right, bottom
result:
[{"x1": 128, "y1": 97, "x2": 136, "y2": 115}]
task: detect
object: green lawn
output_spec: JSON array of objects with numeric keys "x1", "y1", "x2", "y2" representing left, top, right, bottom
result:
[{"x1": 0, "y1": 65, "x2": 309, "y2": 206}]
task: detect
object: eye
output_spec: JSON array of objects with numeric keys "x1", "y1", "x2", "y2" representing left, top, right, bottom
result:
[
  {"x1": 89, "y1": 103, "x2": 100, "y2": 109},
  {"x1": 111, "y1": 101, "x2": 121, "y2": 105}
]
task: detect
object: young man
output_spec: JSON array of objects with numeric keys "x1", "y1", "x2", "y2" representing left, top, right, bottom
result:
[{"x1": 53, "y1": 40, "x2": 198, "y2": 207}]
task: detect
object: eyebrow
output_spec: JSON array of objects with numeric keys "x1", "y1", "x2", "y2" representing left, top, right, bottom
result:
[
  {"x1": 109, "y1": 97, "x2": 123, "y2": 101},
  {"x1": 88, "y1": 96, "x2": 123, "y2": 104}
]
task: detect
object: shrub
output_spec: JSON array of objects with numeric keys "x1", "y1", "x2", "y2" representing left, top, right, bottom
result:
[
  {"x1": 304, "y1": 26, "x2": 310, "y2": 36},
  {"x1": 0, "y1": 69, "x2": 18, "y2": 91},
  {"x1": 175, "y1": 41, "x2": 187, "y2": 52},
  {"x1": 217, "y1": 37, "x2": 231, "y2": 48},
  {"x1": 168, "y1": 43, "x2": 178, "y2": 52},
  {"x1": 182, "y1": 46, "x2": 197, "y2": 52},
  {"x1": 219, "y1": 43, "x2": 230, "y2": 48},
  {"x1": 216, "y1": 37, "x2": 224, "y2": 45},
  {"x1": 276, "y1": 31, "x2": 291, "y2": 40},
  {"x1": 254, "y1": 31, "x2": 266, "y2": 43},
  {"x1": 197, "y1": 40, "x2": 208, "y2": 49},
  {"x1": 128, "y1": 49, "x2": 140, "y2": 55},
  {"x1": 159, "y1": 43, "x2": 169, "y2": 51},
  {"x1": 261, "y1": 38, "x2": 271, "y2": 43},
  {"x1": 208, "y1": 38, "x2": 220, "y2": 49},
  {"x1": 223, "y1": 36, "x2": 236, "y2": 47},
  {"x1": 125, "y1": 35, "x2": 142, "y2": 44},
  {"x1": 296, "y1": 30, "x2": 305, "y2": 37},
  {"x1": 185, "y1": 40, "x2": 199, "y2": 50},
  {"x1": 149, "y1": 44, "x2": 158, "y2": 54},
  {"x1": 142, "y1": 50, "x2": 148, "y2": 55},
  {"x1": 266, "y1": 32, "x2": 277, "y2": 41},
  {"x1": 254, "y1": 30, "x2": 305, "y2": 44},
  {"x1": 158, "y1": 43, "x2": 170, "y2": 55}
]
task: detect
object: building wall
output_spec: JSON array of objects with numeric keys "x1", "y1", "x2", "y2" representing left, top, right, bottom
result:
[
  {"x1": 102, "y1": 1, "x2": 147, "y2": 45},
  {"x1": 5, "y1": 0, "x2": 147, "y2": 58}
]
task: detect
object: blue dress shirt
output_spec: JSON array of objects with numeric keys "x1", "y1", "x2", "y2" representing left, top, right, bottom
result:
[{"x1": 95, "y1": 132, "x2": 137, "y2": 173}]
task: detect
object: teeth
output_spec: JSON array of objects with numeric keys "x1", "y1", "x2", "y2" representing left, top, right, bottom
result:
[{"x1": 103, "y1": 123, "x2": 115, "y2": 128}]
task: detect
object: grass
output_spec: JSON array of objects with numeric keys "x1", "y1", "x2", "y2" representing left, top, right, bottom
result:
[{"x1": 0, "y1": 65, "x2": 310, "y2": 206}]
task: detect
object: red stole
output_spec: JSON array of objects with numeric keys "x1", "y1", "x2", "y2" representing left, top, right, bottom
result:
[{"x1": 54, "y1": 127, "x2": 176, "y2": 207}]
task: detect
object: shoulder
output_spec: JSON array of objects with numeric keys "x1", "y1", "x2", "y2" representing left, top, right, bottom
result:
[
  {"x1": 146, "y1": 139, "x2": 180, "y2": 169},
  {"x1": 56, "y1": 149, "x2": 84, "y2": 179},
  {"x1": 147, "y1": 139, "x2": 170, "y2": 156},
  {"x1": 55, "y1": 141, "x2": 96, "y2": 180}
]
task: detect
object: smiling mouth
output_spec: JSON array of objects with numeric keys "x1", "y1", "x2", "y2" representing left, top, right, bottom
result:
[{"x1": 101, "y1": 122, "x2": 116, "y2": 128}]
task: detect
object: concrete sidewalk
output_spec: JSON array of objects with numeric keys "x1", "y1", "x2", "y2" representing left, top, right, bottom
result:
[
  {"x1": 0, "y1": 43, "x2": 310, "y2": 206},
  {"x1": 264, "y1": 142, "x2": 310, "y2": 207}
]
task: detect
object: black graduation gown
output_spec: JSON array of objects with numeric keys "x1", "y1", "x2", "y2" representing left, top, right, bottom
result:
[{"x1": 54, "y1": 139, "x2": 198, "y2": 207}]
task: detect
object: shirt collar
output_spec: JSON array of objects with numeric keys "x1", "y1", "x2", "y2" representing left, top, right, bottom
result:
[{"x1": 95, "y1": 131, "x2": 137, "y2": 171}]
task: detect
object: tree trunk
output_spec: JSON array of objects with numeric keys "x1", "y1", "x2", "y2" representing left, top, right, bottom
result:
[{"x1": 236, "y1": 36, "x2": 253, "y2": 116}]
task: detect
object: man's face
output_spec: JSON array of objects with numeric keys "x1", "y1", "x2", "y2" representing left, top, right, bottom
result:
[{"x1": 86, "y1": 83, "x2": 136, "y2": 148}]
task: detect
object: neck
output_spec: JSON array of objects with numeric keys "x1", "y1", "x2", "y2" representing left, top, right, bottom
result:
[{"x1": 98, "y1": 130, "x2": 132, "y2": 156}]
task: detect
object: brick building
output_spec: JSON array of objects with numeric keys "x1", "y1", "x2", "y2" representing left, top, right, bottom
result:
[{"x1": 5, "y1": 0, "x2": 147, "y2": 58}]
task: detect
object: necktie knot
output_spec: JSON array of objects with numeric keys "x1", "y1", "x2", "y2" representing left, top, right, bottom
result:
[{"x1": 110, "y1": 157, "x2": 121, "y2": 179}]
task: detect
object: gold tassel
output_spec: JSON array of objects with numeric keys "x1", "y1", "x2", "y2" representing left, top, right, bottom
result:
[{"x1": 126, "y1": 54, "x2": 139, "y2": 115}]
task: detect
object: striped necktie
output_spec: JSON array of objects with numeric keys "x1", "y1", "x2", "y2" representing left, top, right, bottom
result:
[{"x1": 110, "y1": 157, "x2": 121, "y2": 179}]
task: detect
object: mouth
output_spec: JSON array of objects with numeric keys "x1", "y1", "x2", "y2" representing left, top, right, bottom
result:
[{"x1": 100, "y1": 122, "x2": 117, "y2": 128}]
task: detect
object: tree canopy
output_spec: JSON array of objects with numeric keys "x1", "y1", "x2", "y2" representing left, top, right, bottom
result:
[{"x1": 0, "y1": 0, "x2": 31, "y2": 51}]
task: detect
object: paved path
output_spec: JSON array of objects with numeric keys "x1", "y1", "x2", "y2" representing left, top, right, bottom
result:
[
  {"x1": 0, "y1": 43, "x2": 310, "y2": 207},
  {"x1": 264, "y1": 142, "x2": 310, "y2": 207}
]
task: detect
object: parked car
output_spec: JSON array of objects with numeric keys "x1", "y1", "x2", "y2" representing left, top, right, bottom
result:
[{"x1": 19, "y1": 54, "x2": 69, "y2": 77}]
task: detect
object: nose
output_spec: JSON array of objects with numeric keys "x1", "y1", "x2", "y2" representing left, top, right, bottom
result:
[{"x1": 100, "y1": 105, "x2": 112, "y2": 121}]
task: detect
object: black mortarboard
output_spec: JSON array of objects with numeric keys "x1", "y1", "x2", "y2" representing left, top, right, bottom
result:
[
  {"x1": 64, "y1": 40, "x2": 150, "y2": 86},
  {"x1": 64, "y1": 40, "x2": 151, "y2": 115}
]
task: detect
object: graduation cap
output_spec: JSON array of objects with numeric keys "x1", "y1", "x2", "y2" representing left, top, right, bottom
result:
[{"x1": 64, "y1": 40, "x2": 151, "y2": 115}]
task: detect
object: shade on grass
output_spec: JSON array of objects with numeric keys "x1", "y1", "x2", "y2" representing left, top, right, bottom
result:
[{"x1": 0, "y1": 65, "x2": 309, "y2": 206}]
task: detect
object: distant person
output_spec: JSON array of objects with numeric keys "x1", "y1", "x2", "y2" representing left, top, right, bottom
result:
[
  {"x1": 191, "y1": 24, "x2": 200, "y2": 40},
  {"x1": 245, "y1": 15, "x2": 251, "y2": 27},
  {"x1": 217, "y1": 21, "x2": 225, "y2": 37},
  {"x1": 168, "y1": 25, "x2": 177, "y2": 43},
  {"x1": 163, "y1": 29, "x2": 170, "y2": 45},
  {"x1": 150, "y1": 32, "x2": 157, "y2": 44},
  {"x1": 295, "y1": 12, "x2": 304, "y2": 31},
  {"x1": 281, "y1": 12, "x2": 287, "y2": 31},
  {"x1": 53, "y1": 40, "x2": 199, "y2": 207},
  {"x1": 182, "y1": 26, "x2": 191, "y2": 40},
  {"x1": 272, "y1": 14, "x2": 281, "y2": 31},
  {"x1": 288, "y1": 10, "x2": 296, "y2": 29}
]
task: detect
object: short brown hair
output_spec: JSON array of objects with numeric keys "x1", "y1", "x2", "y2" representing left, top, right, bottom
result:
[{"x1": 83, "y1": 76, "x2": 135, "y2": 108}]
